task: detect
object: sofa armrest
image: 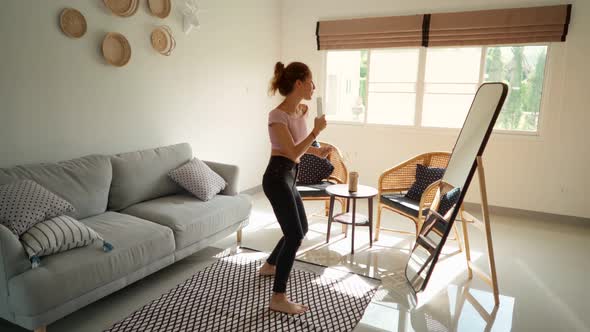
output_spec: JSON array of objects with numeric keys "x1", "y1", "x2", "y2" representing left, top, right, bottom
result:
[
  {"x1": 0, "y1": 225, "x2": 30, "y2": 314},
  {"x1": 203, "y1": 161, "x2": 239, "y2": 196}
]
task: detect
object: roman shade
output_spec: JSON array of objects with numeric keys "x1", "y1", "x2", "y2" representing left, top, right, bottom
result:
[
  {"x1": 316, "y1": 4, "x2": 571, "y2": 50},
  {"x1": 428, "y1": 5, "x2": 572, "y2": 46},
  {"x1": 316, "y1": 14, "x2": 425, "y2": 50}
]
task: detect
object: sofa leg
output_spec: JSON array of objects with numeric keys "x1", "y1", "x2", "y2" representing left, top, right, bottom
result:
[
  {"x1": 34, "y1": 326, "x2": 46, "y2": 332},
  {"x1": 236, "y1": 229, "x2": 242, "y2": 246}
]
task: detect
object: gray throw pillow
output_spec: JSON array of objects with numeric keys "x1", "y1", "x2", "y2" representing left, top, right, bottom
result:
[
  {"x1": 20, "y1": 215, "x2": 113, "y2": 268},
  {"x1": 168, "y1": 158, "x2": 227, "y2": 201},
  {"x1": 0, "y1": 180, "x2": 75, "y2": 236}
]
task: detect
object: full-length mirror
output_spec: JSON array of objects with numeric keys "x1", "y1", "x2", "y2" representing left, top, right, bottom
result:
[{"x1": 405, "y1": 82, "x2": 508, "y2": 293}]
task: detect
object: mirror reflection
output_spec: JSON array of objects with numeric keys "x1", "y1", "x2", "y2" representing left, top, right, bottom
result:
[{"x1": 405, "y1": 82, "x2": 508, "y2": 293}]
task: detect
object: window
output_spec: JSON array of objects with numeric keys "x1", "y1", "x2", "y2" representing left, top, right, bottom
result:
[
  {"x1": 367, "y1": 49, "x2": 419, "y2": 125},
  {"x1": 325, "y1": 51, "x2": 364, "y2": 122},
  {"x1": 324, "y1": 44, "x2": 548, "y2": 132},
  {"x1": 422, "y1": 47, "x2": 481, "y2": 128},
  {"x1": 484, "y1": 46, "x2": 548, "y2": 131}
]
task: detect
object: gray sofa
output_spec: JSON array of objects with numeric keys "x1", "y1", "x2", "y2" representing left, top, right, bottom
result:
[{"x1": 0, "y1": 143, "x2": 252, "y2": 332}]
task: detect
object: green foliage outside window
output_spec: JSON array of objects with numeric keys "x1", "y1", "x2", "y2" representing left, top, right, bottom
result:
[{"x1": 485, "y1": 46, "x2": 547, "y2": 131}]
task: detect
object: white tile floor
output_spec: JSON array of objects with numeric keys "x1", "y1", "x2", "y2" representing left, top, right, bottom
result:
[
  {"x1": 216, "y1": 192, "x2": 590, "y2": 332},
  {"x1": 1, "y1": 191, "x2": 589, "y2": 332}
]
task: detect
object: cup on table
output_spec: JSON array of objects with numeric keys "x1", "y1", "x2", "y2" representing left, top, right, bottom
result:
[{"x1": 348, "y1": 171, "x2": 358, "y2": 192}]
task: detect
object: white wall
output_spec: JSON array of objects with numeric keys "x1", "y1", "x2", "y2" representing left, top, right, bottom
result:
[
  {"x1": 0, "y1": 0, "x2": 281, "y2": 192},
  {"x1": 281, "y1": 0, "x2": 590, "y2": 218}
]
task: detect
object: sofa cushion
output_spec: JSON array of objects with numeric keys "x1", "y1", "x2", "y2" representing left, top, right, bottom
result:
[
  {"x1": 0, "y1": 155, "x2": 112, "y2": 220},
  {"x1": 122, "y1": 194, "x2": 252, "y2": 250},
  {"x1": 20, "y1": 215, "x2": 109, "y2": 267},
  {"x1": 108, "y1": 143, "x2": 193, "y2": 211},
  {"x1": 0, "y1": 180, "x2": 75, "y2": 236},
  {"x1": 168, "y1": 158, "x2": 226, "y2": 201},
  {"x1": 8, "y1": 212, "x2": 175, "y2": 316}
]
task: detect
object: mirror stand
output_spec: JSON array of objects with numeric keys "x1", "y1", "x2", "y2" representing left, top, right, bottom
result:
[{"x1": 458, "y1": 156, "x2": 499, "y2": 305}]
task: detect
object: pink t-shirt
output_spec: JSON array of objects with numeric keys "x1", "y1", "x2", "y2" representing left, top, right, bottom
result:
[{"x1": 268, "y1": 108, "x2": 309, "y2": 150}]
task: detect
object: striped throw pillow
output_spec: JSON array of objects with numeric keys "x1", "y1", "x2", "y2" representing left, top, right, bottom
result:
[{"x1": 20, "y1": 215, "x2": 113, "y2": 268}]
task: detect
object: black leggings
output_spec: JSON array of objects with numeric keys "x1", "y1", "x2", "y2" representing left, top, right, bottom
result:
[{"x1": 262, "y1": 156, "x2": 308, "y2": 293}]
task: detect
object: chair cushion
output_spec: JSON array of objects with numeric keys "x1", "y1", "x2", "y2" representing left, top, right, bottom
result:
[
  {"x1": 296, "y1": 181, "x2": 334, "y2": 198},
  {"x1": 168, "y1": 158, "x2": 226, "y2": 201},
  {"x1": 297, "y1": 154, "x2": 334, "y2": 185},
  {"x1": 8, "y1": 212, "x2": 175, "y2": 316},
  {"x1": 20, "y1": 215, "x2": 108, "y2": 268},
  {"x1": 0, "y1": 180, "x2": 75, "y2": 236},
  {"x1": 381, "y1": 194, "x2": 429, "y2": 218},
  {"x1": 405, "y1": 164, "x2": 445, "y2": 201},
  {"x1": 122, "y1": 194, "x2": 252, "y2": 250}
]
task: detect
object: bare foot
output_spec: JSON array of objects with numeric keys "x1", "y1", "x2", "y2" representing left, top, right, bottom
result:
[
  {"x1": 269, "y1": 293, "x2": 309, "y2": 314},
  {"x1": 259, "y1": 262, "x2": 276, "y2": 276}
]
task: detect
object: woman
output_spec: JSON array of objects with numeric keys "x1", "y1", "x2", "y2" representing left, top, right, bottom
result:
[{"x1": 259, "y1": 61, "x2": 331, "y2": 314}]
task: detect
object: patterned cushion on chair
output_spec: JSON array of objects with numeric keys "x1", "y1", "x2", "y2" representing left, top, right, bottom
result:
[
  {"x1": 0, "y1": 180, "x2": 75, "y2": 236},
  {"x1": 168, "y1": 158, "x2": 227, "y2": 201},
  {"x1": 405, "y1": 164, "x2": 445, "y2": 201},
  {"x1": 297, "y1": 154, "x2": 334, "y2": 185}
]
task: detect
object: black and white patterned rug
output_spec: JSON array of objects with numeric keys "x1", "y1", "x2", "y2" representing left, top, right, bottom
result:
[{"x1": 104, "y1": 250, "x2": 380, "y2": 332}]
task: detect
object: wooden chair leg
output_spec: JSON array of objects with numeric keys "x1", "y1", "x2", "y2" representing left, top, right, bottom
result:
[
  {"x1": 453, "y1": 221, "x2": 464, "y2": 252},
  {"x1": 34, "y1": 326, "x2": 46, "y2": 332},
  {"x1": 340, "y1": 198, "x2": 347, "y2": 233},
  {"x1": 460, "y1": 207, "x2": 473, "y2": 279},
  {"x1": 325, "y1": 200, "x2": 330, "y2": 216},
  {"x1": 375, "y1": 204, "x2": 383, "y2": 241},
  {"x1": 236, "y1": 229, "x2": 242, "y2": 245}
]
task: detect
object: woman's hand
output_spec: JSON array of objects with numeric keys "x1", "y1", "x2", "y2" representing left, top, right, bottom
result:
[
  {"x1": 313, "y1": 115, "x2": 327, "y2": 137},
  {"x1": 318, "y1": 146, "x2": 333, "y2": 159},
  {"x1": 298, "y1": 103, "x2": 309, "y2": 114}
]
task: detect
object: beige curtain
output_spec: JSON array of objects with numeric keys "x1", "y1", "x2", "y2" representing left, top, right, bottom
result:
[
  {"x1": 316, "y1": 4, "x2": 571, "y2": 50},
  {"x1": 316, "y1": 14, "x2": 425, "y2": 50},
  {"x1": 427, "y1": 5, "x2": 571, "y2": 46}
]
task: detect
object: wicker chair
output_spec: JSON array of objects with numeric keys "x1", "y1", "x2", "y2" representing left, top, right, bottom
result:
[
  {"x1": 297, "y1": 142, "x2": 349, "y2": 216},
  {"x1": 375, "y1": 152, "x2": 451, "y2": 240}
]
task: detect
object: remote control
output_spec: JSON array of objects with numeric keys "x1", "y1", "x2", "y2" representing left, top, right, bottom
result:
[{"x1": 316, "y1": 97, "x2": 324, "y2": 117}]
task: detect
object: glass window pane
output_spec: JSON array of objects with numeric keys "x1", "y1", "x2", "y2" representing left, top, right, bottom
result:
[
  {"x1": 369, "y1": 82, "x2": 416, "y2": 93},
  {"x1": 367, "y1": 48, "x2": 420, "y2": 125},
  {"x1": 325, "y1": 51, "x2": 364, "y2": 122},
  {"x1": 367, "y1": 92, "x2": 415, "y2": 125},
  {"x1": 425, "y1": 47, "x2": 482, "y2": 83},
  {"x1": 422, "y1": 93, "x2": 474, "y2": 128},
  {"x1": 422, "y1": 47, "x2": 482, "y2": 128},
  {"x1": 424, "y1": 83, "x2": 478, "y2": 94},
  {"x1": 485, "y1": 45, "x2": 547, "y2": 132},
  {"x1": 369, "y1": 49, "x2": 420, "y2": 82}
]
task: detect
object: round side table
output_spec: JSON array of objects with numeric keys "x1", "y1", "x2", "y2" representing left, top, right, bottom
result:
[{"x1": 325, "y1": 184, "x2": 378, "y2": 254}]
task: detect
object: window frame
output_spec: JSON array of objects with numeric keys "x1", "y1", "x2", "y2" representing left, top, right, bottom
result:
[{"x1": 322, "y1": 42, "x2": 552, "y2": 136}]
